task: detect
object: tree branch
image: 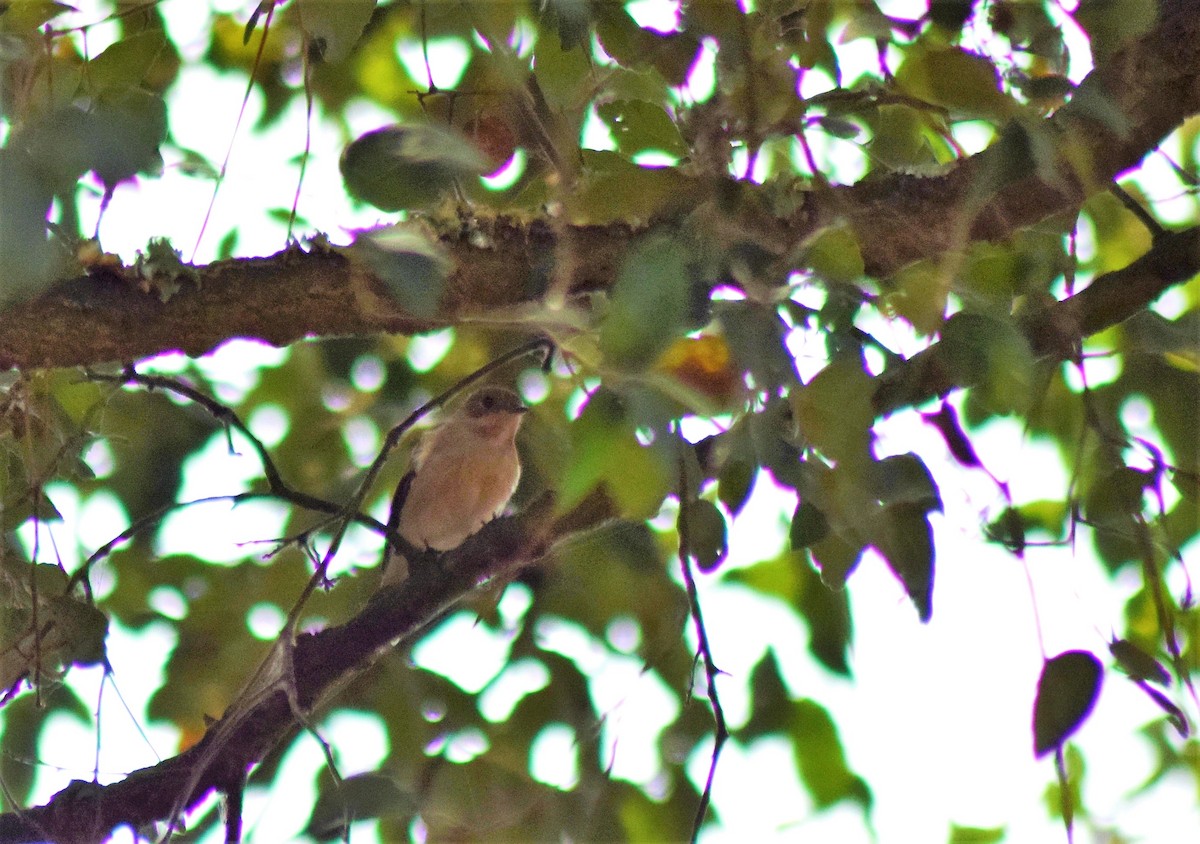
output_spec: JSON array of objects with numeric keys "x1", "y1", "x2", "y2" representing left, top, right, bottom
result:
[
  {"x1": 0, "y1": 490, "x2": 625, "y2": 844},
  {"x1": 871, "y1": 225, "x2": 1200, "y2": 416},
  {"x1": 0, "y1": 5, "x2": 1196, "y2": 374}
]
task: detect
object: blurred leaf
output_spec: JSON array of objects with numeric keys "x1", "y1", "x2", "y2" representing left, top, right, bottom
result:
[
  {"x1": 792, "y1": 356, "x2": 874, "y2": 466},
  {"x1": 790, "y1": 500, "x2": 829, "y2": 550},
  {"x1": 717, "y1": 456, "x2": 755, "y2": 516},
  {"x1": 923, "y1": 402, "x2": 981, "y2": 468},
  {"x1": 796, "y1": 554, "x2": 852, "y2": 676},
  {"x1": 873, "y1": 453, "x2": 942, "y2": 513},
  {"x1": 0, "y1": 1, "x2": 74, "y2": 32},
  {"x1": 597, "y1": 99, "x2": 687, "y2": 158},
  {"x1": 803, "y1": 225, "x2": 864, "y2": 285},
  {"x1": 340, "y1": 123, "x2": 486, "y2": 211},
  {"x1": 544, "y1": 0, "x2": 592, "y2": 50},
  {"x1": 872, "y1": 502, "x2": 935, "y2": 623},
  {"x1": 348, "y1": 225, "x2": 450, "y2": 318},
  {"x1": 948, "y1": 825, "x2": 1006, "y2": 844},
  {"x1": 716, "y1": 301, "x2": 798, "y2": 391},
  {"x1": 1033, "y1": 650, "x2": 1103, "y2": 758},
  {"x1": 1140, "y1": 685, "x2": 1189, "y2": 739},
  {"x1": 940, "y1": 312, "x2": 1035, "y2": 414},
  {"x1": 889, "y1": 260, "x2": 948, "y2": 336},
  {"x1": 600, "y1": 233, "x2": 694, "y2": 370},
  {"x1": 306, "y1": 772, "x2": 410, "y2": 839},
  {"x1": 680, "y1": 498, "x2": 727, "y2": 573},
  {"x1": 808, "y1": 531, "x2": 865, "y2": 590},
  {"x1": 294, "y1": 0, "x2": 376, "y2": 64},
  {"x1": 574, "y1": 151, "x2": 701, "y2": 224},
  {"x1": 87, "y1": 30, "x2": 166, "y2": 93},
  {"x1": 1108, "y1": 638, "x2": 1170, "y2": 687},
  {"x1": 560, "y1": 389, "x2": 672, "y2": 520},
  {"x1": 791, "y1": 698, "x2": 872, "y2": 809},
  {"x1": 896, "y1": 46, "x2": 1017, "y2": 121},
  {"x1": 744, "y1": 648, "x2": 793, "y2": 738}
]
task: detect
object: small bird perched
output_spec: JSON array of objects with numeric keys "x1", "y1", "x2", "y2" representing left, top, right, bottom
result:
[{"x1": 379, "y1": 386, "x2": 528, "y2": 587}]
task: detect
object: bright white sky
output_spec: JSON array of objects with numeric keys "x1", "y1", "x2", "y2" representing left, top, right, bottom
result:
[{"x1": 5, "y1": 1, "x2": 1199, "y2": 842}]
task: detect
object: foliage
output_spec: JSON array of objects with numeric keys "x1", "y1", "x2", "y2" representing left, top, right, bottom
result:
[{"x1": 0, "y1": 1, "x2": 1198, "y2": 842}]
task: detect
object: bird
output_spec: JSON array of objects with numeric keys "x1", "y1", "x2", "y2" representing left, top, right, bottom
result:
[{"x1": 379, "y1": 386, "x2": 528, "y2": 587}]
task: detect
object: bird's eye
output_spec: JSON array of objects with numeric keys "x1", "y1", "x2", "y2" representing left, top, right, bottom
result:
[{"x1": 481, "y1": 395, "x2": 495, "y2": 409}]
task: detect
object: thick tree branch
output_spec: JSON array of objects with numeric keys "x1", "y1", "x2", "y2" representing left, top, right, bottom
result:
[
  {"x1": 0, "y1": 490, "x2": 624, "y2": 844},
  {"x1": 871, "y1": 226, "x2": 1200, "y2": 416},
  {"x1": 0, "y1": 5, "x2": 1196, "y2": 373}
]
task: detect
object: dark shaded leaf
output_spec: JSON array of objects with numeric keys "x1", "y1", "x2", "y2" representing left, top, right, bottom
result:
[
  {"x1": 717, "y1": 457, "x2": 755, "y2": 515},
  {"x1": 872, "y1": 502, "x2": 935, "y2": 623},
  {"x1": 306, "y1": 772, "x2": 409, "y2": 839},
  {"x1": 923, "y1": 401, "x2": 980, "y2": 467},
  {"x1": 744, "y1": 648, "x2": 792, "y2": 738},
  {"x1": 809, "y1": 532, "x2": 865, "y2": 590},
  {"x1": 1109, "y1": 638, "x2": 1170, "y2": 687},
  {"x1": 716, "y1": 300, "x2": 798, "y2": 391},
  {"x1": 874, "y1": 453, "x2": 942, "y2": 513},
  {"x1": 790, "y1": 500, "x2": 829, "y2": 549},
  {"x1": 1033, "y1": 650, "x2": 1103, "y2": 758},
  {"x1": 681, "y1": 498, "x2": 727, "y2": 573},
  {"x1": 1141, "y1": 685, "x2": 1189, "y2": 739}
]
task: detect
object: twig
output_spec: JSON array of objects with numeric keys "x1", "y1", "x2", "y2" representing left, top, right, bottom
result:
[{"x1": 675, "y1": 437, "x2": 727, "y2": 844}]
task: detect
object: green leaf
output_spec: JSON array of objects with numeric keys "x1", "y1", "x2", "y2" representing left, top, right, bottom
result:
[
  {"x1": 0, "y1": 1, "x2": 75, "y2": 33},
  {"x1": 802, "y1": 225, "x2": 864, "y2": 285},
  {"x1": 544, "y1": 0, "x2": 592, "y2": 50},
  {"x1": 87, "y1": 30, "x2": 166, "y2": 93},
  {"x1": 600, "y1": 233, "x2": 694, "y2": 370},
  {"x1": 0, "y1": 147, "x2": 54, "y2": 301},
  {"x1": 939, "y1": 311, "x2": 1035, "y2": 414},
  {"x1": 792, "y1": 356, "x2": 874, "y2": 466},
  {"x1": 948, "y1": 825, "x2": 1006, "y2": 844},
  {"x1": 681, "y1": 498, "x2": 727, "y2": 573},
  {"x1": 791, "y1": 698, "x2": 872, "y2": 810},
  {"x1": 294, "y1": 0, "x2": 376, "y2": 63},
  {"x1": 340, "y1": 123, "x2": 487, "y2": 211},
  {"x1": 808, "y1": 531, "x2": 865, "y2": 590},
  {"x1": 873, "y1": 453, "x2": 942, "y2": 514},
  {"x1": 560, "y1": 388, "x2": 672, "y2": 520},
  {"x1": 716, "y1": 456, "x2": 755, "y2": 516},
  {"x1": 86, "y1": 88, "x2": 169, "y2": 188},
  {"x1": 348, "y1": 225, "x2": 450, "y2": 318},
  {"x1": 1108, "y1": 639, "x2": 1170, "y2": 687},
  {"x1": 596, "y1": 99, "x2": 688, "y2": 157},
  {"x1": 790, "y1": 500, "x2": 829, "y2": 550},
  {"x1": 896, "y1": 46, "x2": 1017, "y2": 121},
  {"x1": 716, "y1": 301, "x2": 798, "y2": 391},
  {"x1": 744, "y1": 649, "x2": 793, "y2": 738},
  {"x1": 306, "y1": 772, "x2": 409, "y2": 838},
  {"x1": 795, "y1": 554, "x2": 852, "y2": 676},
  {"x1": 872, "y1": 502, "x2": 935, "y2": 622},
  {"x1": 1033, "y1": 650, "x2": 1103, "y2": 758},
  {"x1": 574, "y1": 151, "x2": 701, "y2": 224}
]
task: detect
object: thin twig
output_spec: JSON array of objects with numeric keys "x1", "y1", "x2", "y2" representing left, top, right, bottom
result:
[
  {"x1": 675, "y1": 436, "x2": 727, "y2": 844},
  {"x1": 1110, "y1": 181, "x2": 1166, "y2": 238}
]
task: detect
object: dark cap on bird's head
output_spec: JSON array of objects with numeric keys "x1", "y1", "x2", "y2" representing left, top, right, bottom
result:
[{"x1": 463, "y1": 386, "x2": 528, "y2": 418}]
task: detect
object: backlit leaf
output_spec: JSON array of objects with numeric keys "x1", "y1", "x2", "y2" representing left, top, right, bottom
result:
[{"x1": 600, "y1": 233, "x2": 694, "y2": 370}]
